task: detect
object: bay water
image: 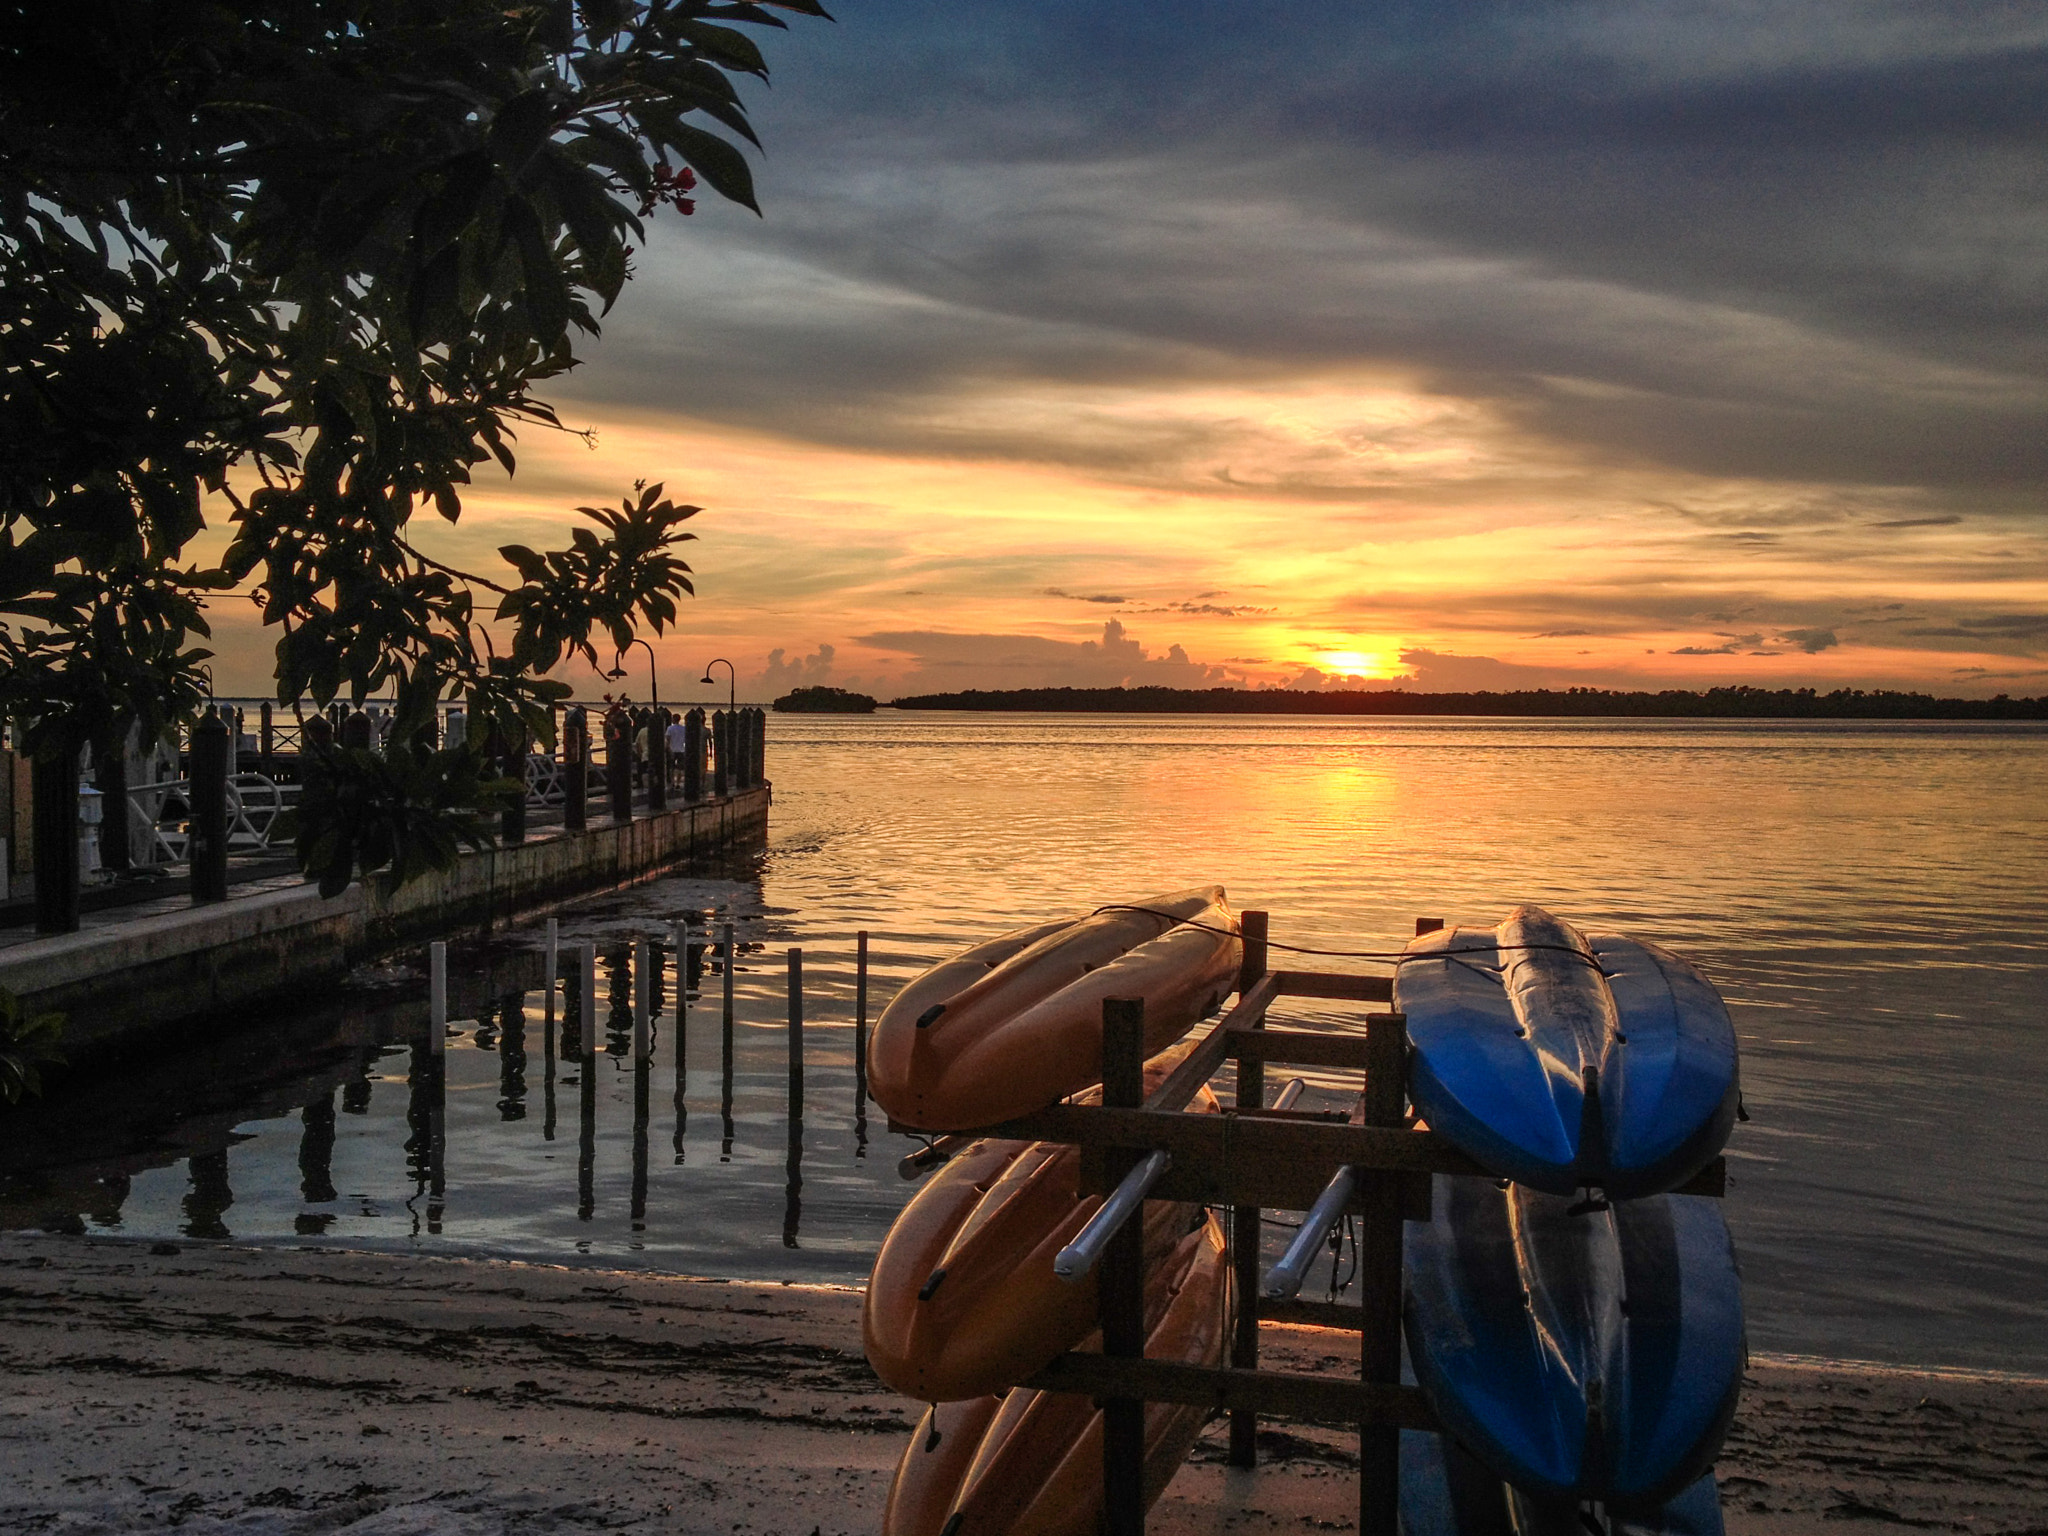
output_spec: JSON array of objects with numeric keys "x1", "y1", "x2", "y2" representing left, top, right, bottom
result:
[{"x1": 4, "y1": 714, "x2": 2043, "y2": 1372}]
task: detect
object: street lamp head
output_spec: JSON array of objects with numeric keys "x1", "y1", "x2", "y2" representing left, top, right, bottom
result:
[{"x1": 700, "y1": 673, "x2": 714, "y2": 685}]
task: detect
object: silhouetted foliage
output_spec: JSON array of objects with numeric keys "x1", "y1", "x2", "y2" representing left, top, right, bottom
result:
[
  {"x1": 772, "y1": 685, "x2": 877, "y2": 713},
  {"x1": 0, "y1": 986, "x2": 65, "y2": 1105},
  {"x1": 1, "y1": 0, "x2": 824, "y2": 888},
  {"x1": 889, "y1": 686, "x2": 2048, "y2": 720}
]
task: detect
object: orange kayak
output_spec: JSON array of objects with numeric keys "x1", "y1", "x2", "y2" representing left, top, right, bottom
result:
[
  {"x1": 865, "y1": 1053, "x2": 1219, "y2": 1403},
  {"x1": 868, "y1": 886, "x2": 1242, "y2": 1131},
  {"x1": 883, "y1": 1215, "x2": 1231, "y2": 1536}
]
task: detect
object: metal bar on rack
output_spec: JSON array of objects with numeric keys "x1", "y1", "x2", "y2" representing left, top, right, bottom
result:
[
  {"x1": 1053, "y1": 1149, "x2": 1173, "y2": 1281},
  {"x1": 1262, "y1": 1165, "x2": 1358, "y2": 1300}
]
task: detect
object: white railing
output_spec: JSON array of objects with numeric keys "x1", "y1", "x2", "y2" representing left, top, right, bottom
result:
[{"x1": 127, "y1": 772, "x2": 297, "y2": 866}]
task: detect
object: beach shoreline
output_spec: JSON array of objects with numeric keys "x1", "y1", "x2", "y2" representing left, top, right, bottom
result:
[{"x1": 3, "y1": 1234, "x2": 2041, "y2": 1536}]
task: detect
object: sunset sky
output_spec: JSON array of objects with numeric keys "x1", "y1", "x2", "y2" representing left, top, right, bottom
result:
[{"x1": 217, "y1": 3, "x2": 2048, "y2": 700}]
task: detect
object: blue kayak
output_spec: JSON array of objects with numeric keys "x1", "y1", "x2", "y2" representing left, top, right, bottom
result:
[
  {"x1": 1400, "y1": 1431, "x2": 1725, "y2": 1535},
  {"x1": 1394, "y1": 906, "x2": 1739, "y2": 1198},
  {"x1": 1404, "y1": 1176, "x2": 1746, "y2": 1509}
]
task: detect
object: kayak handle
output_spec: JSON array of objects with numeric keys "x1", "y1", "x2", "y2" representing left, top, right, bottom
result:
[
  {"x1": 1052, "y1": 1150, "x2": 1174, "y2": 1283},
  {"x1": 897, "y1": 1134, "x2": 968, "y2": 1181},
  {"x1": 1262, "y1": 1165, "x2": 1357, "y2": 1299}
]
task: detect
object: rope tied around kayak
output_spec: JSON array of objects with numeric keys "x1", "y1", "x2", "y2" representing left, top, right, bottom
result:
[{"x1": 1087, "y1": 904, "x2": 1615, "y2": 975}]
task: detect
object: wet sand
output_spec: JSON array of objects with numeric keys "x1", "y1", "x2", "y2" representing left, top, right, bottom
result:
[{"x1": 2, "y1": 1235, "x2": 2042, "y2": 1535}]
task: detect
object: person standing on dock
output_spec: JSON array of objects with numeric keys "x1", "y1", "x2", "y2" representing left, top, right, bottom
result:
[{"x1": 664, "y1": 711, "x2": 687, "y2": 789}]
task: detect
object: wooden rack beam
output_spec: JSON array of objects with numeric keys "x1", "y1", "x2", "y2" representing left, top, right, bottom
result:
[{"x1": 1023, "y1": 1354, "x2": 1440, "y2": 1430}]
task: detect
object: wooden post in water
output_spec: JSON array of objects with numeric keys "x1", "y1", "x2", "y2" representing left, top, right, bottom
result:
[
  {"x1": 854, "y1": 930, "x2": 870, "y2": 1108},
  {"x1": 786, "y1": 947, "x2": 804, "y2": 1122},
  {"x1": 633, "y1": 935, "x2": 651, "y2": 1059},
  {"x1": 719, "y1": 921, "x2": 737, "y2": 1160},
  {"x1": 429, "y1": 940, "x2": 448, "y2": 1057},
  {"x1": 672, "y1": 921, "x2": 690, "y2": 1035},
  {"x1": 1099, "y1": 996, "x2": 1148, "y2": 1536},
  {"x1": 1358, "y1": 1009, "x2": 1409, "y2": 1536},
  {"x1": 1229, "y1": 907, "x2": 1271, "y2": 1467},
  {"x1": 544, "y1": 918, "x2": 559, "y2": 1022},
  {"x1": 581, "y1": 944, "x2": 598, "y2": 1063}
]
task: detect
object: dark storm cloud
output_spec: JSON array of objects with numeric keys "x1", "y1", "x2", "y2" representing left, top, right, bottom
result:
[{"x1": 565, "y1": 1, "x2": 2048, "y2": 500}]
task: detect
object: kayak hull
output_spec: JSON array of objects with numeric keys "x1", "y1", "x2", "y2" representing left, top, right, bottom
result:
[
  {"x1": 1400, "y1": 1431, "x2": 1725, "y2": 1536},
  {"x1": 865, "y1": 1040, "x2": 1219, "y2": 1403},
  {"x1": 869, "y1": 887, "x2": 1242, "y2": 1132},
  {"x1": 883, "y1": 1216, "x2": 1231, "y2": 1536},
  {"x1": 1395, "y1": 907, "x2": 1738, "y2": 1198},
  {"x1": 1404, "y1": 1177, "x2": 1745, "y2": 1509}
]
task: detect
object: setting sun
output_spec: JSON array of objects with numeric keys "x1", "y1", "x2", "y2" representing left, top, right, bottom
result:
[{"x1": 1315, "y1": 649, "x2": 1387, "y2": 677}]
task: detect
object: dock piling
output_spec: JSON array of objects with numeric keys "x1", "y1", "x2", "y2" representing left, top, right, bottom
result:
[
  {"x1": 580, "y1": 944, "x2": 597, "y2": 1063},
  {"x1": 786, "y1": 948, "x2": 803, "y2": 1120},
  {"x1": 544, "y1": 918, "x2": 559, "y2": 1021},
  {"x1": 634, "y1": 935, "x2": 651, "y2": 1059},
  {"x1": 719, "y1": 921, "x2": 736, "y2": 1160},
  {"x1": 189, "y1": 707, "x2": 231, "y2": 906},
  {"x1": 429, "y1": 940, "x2": 447, "y2": 1057}
]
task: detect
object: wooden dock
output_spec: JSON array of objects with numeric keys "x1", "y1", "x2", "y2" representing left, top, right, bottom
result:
[{"x1": 0, "y1": 782, "x2": 769, "y2": 1067}]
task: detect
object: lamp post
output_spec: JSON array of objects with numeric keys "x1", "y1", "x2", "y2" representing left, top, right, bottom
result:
[
  {"x1": 702, "y1": 657, "x2": 735, "y2": 711},
  {"x1": 613, "y1": 637, "x2": 660, "y2": 710}
]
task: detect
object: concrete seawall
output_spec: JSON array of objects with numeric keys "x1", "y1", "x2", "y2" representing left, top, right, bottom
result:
[{"x1": 0, "y1": 783, "x2": 769, "y2": 1064}]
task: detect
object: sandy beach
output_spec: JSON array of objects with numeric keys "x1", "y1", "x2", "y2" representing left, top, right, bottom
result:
[{"x1": 1, "y1": 1235, "x2": 2041, "y2": 1536}]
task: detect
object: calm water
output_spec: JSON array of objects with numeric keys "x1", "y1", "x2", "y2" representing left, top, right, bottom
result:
[{"x1": 4, "y1": 715, "x2": 2045, "y2": 1372}]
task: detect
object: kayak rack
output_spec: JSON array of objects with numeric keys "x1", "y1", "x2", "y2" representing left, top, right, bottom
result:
[{"x1": 888, "y1": 910, "x2": 1728, "y2": 1536}]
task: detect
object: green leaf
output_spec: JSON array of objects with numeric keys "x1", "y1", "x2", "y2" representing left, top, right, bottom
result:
[{"x1": 664, "y1": 122, "x2": 760, "y2": 213}]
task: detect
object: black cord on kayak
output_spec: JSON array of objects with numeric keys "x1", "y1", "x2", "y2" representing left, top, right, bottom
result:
[{"x1": 1087, "y1": 904, "x2": 1610, "y2": 971}]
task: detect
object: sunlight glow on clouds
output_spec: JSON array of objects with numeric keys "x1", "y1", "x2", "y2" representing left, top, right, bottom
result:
[{"x1": 196, "y1": 1, "x2": 2048, "y2": 701}]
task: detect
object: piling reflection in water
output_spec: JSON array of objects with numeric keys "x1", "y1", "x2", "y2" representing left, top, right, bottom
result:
[
  {"x1": 719, "y1": 923, "x2": 736, "y2": 1163},
  {"x1": 299, "y1": 1092, "x2": 337, "y2": 1204},
  {"x1": 493, "y1": 991, "x2": 528, "y2": 1122},
  {"x1": 42, "y1": 916, "x2": 895, "y2": 1282},
  {"x1": 183, "y1": 1147, "x2": 232, "y2": 1240},
  {"x1": 672, "y1": 929, "x2": 693, "y2": 1165},
  {"x1": 297, "y1": 1091, "x2": 337, "y2": 1234}
]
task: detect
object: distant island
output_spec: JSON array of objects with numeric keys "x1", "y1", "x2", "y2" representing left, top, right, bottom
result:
[
  {"x1": 773, "y1": 685, "x2": 878, "y2": 713},
  {"x1": 888, "y1": 685, "x2": 2048, "y2": 720}
]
